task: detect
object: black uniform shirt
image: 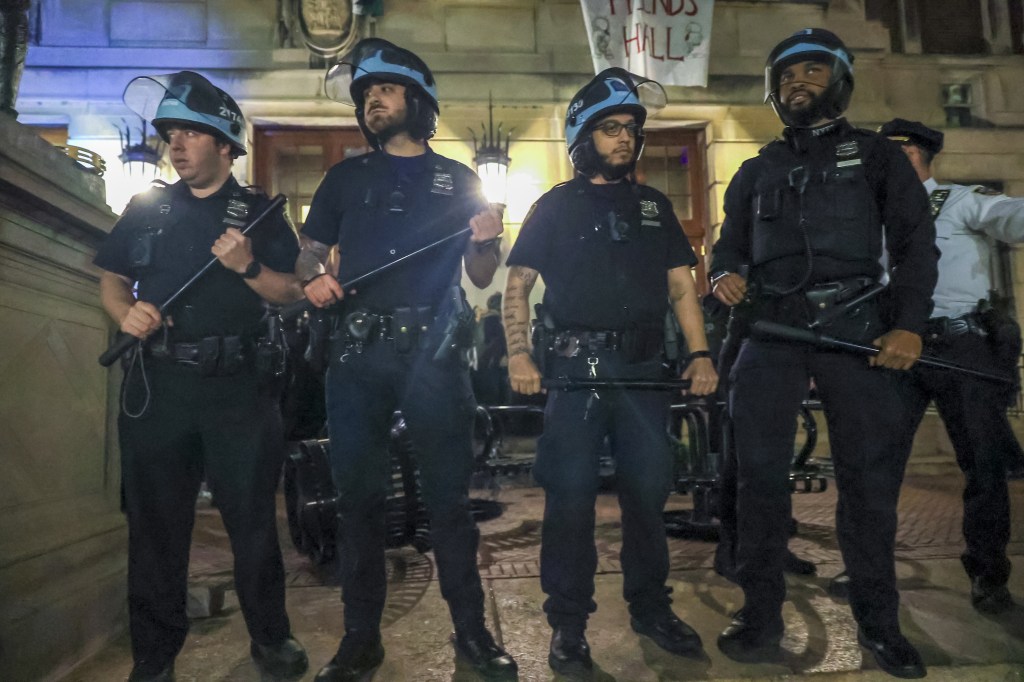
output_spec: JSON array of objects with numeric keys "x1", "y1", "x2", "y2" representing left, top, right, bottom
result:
[
  {"x1": 507, "y1": 177, "x2": 697, "y2": 330},
  {"x1": 94, "y1": 177, "x2": 299, "y2": 340},
  {"x1": 301, "y1": 148, "x2": 487, "y2": 312},
  {"x1": 710, "y1": 118, "x2": 938, "y2": 334}
]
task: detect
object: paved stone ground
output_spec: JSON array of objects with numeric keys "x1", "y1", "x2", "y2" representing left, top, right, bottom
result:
[{"x1": 62, "y1": 472, "x2": 1024, "y2": 681}]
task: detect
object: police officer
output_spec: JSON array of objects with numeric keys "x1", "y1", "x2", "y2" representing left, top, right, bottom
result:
[
  {"x1": 878, "y1": 118, "x2": 1024, "y2": 613},
  {"x1": 95, "y1": 71, "x2": 308, "y2": 682},
  {"x1": 296, "y1": 39, "x2": 517, "y2": 681},
  {"x1": 709, "y1": 30, "x2": 938, "y2": 678},
  {"x1": 503, "y1": 68, "x2": 718, "y2": 678}
]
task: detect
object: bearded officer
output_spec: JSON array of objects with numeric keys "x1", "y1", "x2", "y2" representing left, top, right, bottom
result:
[
  {"x1": 296, "y1": 39, "x2": 517, "y2": 681},
  {"x1": 709, "y1": 30, "x2": 938, "y2": 678},
  {"x1": 503, "y1": 67, "x2": 718, "y2": 678}
]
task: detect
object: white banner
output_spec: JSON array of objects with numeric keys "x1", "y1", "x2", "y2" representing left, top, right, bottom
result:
[{"x1": 580, "y1": 0, "x2": 714, "y2": 87}]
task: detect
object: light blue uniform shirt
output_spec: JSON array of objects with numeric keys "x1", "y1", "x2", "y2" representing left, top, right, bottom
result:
[{"x1": 926, "y1": 176, "x2": 1024, "y2": 318}]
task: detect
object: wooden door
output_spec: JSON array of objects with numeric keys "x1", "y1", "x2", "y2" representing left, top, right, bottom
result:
[
  {"x1": 635, "y1": 127, "x2": 711, "y2": 293},
  {"x1": 252, "y1": 127, "x2": 371, "y2": 231}
]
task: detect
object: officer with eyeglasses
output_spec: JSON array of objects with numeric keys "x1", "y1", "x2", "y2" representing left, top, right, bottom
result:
[
  {"x1": 503, "y1": 67, "x2": 718, "y2": 678},
  {"x1": 296, "y1": 39, "x2": 516, "y2": 681}
]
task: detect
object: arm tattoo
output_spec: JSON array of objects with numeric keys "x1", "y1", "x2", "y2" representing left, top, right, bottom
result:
[
  {"x1": 296, "y1": 236, "x2": 331, "y2": 283},
  {"x1": 504, "y1": 266, "x2": 539, "y2": 357}
]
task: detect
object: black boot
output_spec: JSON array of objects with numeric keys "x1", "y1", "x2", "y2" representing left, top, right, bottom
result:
[
  {"x1": 857, "y1": 628, "x2": 926, "y2": 679},
  {"x1": 452, "y1": 625, "x2": 518, "y2": 680},
  {"x1": 828, "y1": 570, "x2": 851, "y2": 599},
  {"x1": 631, "y1": 612, "x2": 703, "y2": 657},
  {"x1": 314, "y1": 630, "x2": 385, "y2": 682},
  {"x1": 716, "y1": 609, "x2": 784, "y2": 663},
  {"x1": 128, "y1": 664, "x2": 174, "y2": 682},
  {"x1": 548, "y1": 625, "x2": 592, "y2": 678},
  {"x1": 971, "y1": 576, "x2": 1014, "y2": 614},
  {"x1": 251, "y1": 636, "x2": 308, "y2": 680}
]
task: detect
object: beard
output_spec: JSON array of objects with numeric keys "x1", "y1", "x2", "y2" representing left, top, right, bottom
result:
[
  {"x1": 366, "y1": 108, "x2": 408, "y2": 144},
  {"x1": 596, "y1": 150, "x2": 634, "y2": 181},
  {"x1": 782, "y1": 90, "x2": 828, "y2": 128}
]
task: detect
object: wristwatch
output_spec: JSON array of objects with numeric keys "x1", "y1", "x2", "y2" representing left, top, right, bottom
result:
[
  {"x1": 241, "y1": 260, "x2": 263, "y2": 279},
  {"x1": 709, "y1": 270, "x2": 732, "y2": 288}
]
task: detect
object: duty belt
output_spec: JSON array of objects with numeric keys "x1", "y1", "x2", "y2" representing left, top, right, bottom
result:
[
  {"x1": 147, "y1": 335, "x2": 252, "y2": 375},
  {"x1": 551, "y1": 329, "x2": 662, "y2": 362},
  {"x1": 335, "y1": 306, "x2": 436, "y2": 354},
  {"x1": 925, "y1": 314, "x2": 987, "y2": 342}
]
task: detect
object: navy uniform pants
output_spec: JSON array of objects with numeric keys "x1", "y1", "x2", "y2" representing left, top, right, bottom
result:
[
  {"x1": 119, "y1": 363, "x2": 291, "y2": 675},
  {"x1": 535, "y1": 354, "x2": 675, "y2": 629},
  {"x1": 729, "y1": 340, "x2": 918, "y2": 637},
  {"x1": 325, "y1": 338, "x2": 485, "y2": 632},
  {"x1": 906, "y1": 331, "x2": 1019, "y2": 586}
]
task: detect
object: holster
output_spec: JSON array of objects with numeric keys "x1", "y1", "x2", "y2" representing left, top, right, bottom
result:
[
  {"x1": 804, "y1": 277, "x2": 884, "y2": 344},
  {"x1": 198, "y1": 337, "x2": 222, "y2": 376},
  {"x1": 978, "y1": 298, "x2": 1023, "y2": 374},
  {"x1": 531, "y1": 303, "x2": 555, "y2": 377},
  {"x1": 304, "y1": 309, "x2": 332, "y2": 373}
]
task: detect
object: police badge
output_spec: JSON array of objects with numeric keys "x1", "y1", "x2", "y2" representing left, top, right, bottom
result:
[
  {"x1": 431, "y1": 171, "x2": 454, "y2": 196},
  {"x1": 639, "y1": 200, "x2": 659, "y2": 218},
  {"x1": 224, "y1": 198, "x2": 250, "y2": 227},
  {"x1": 835, "y1": 140, "x2": 861, "y2": 168}
]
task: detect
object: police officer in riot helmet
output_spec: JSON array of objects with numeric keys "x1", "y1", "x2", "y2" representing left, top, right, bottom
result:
[
  {"x1": 504, "y1": 67, "x2": 718, "y2": 677},
  {"x1": 710, "y1": 30, "x2": 937, "y2": 678},
  {"x1": 297, "y1": 39, "x2": 517, "y2": 681},
  {"x1": 95, "y1": 71, "x2": 308, "y2": 681}
]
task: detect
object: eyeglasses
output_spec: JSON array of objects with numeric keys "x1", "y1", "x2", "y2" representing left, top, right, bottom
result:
[{"x1": 594, "y1": 121, "x2": 640, "y2": 138}]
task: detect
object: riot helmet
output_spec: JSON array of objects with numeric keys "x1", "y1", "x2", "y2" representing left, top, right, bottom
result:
[
  {"x1": 124, "y1": 71, "x2": 247, "y2": 156},
  {"x1": 564, "y1": 67, "x2": 666, "y2": 178},
  {"x1": 765, "y1": 28, "x2": 854, "y2": 128},
  {"x1": 325, "y1": 38, "x2": 439, "y2": 148}
]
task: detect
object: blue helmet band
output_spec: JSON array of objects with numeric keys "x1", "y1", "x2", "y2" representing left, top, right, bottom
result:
[
  {"x1": 772, "y1": 42, "x2": 852, "y2": 72},
  {"x1": 564, "y1": 68, "x2": 665, "y2": 152},
  {"x1": 125, "y1": 71, "x2": 247, "y2": 156},
  {"x1": 325, "y1": 38, "x2": 439, "y2": 113},
  {"x1": 351, "y1": 52, "x2": 438, "y2": 110}
]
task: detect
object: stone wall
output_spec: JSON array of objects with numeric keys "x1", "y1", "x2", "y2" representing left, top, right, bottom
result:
[{"x1": 0, "y1": 115, "x2": 122, "y2": 682}]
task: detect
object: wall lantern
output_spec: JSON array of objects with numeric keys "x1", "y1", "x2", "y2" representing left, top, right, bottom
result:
[
  {"x1": 470, "y1": 93, "x2": 513, "y2": 211},
  {"x1": 942, "y1": 83, "x2": 973, "y2": 127},
  {"x1": 117, "y1": 117, "x2": 165, "y2": 177}
]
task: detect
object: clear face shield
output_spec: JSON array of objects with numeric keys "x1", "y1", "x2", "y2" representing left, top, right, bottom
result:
[
  {"x1": 123, "y1": 71, "x2": 246, "y2": 153},
  {"x1": 324, "y1": 40, "x2": 437, "y2": 109}
]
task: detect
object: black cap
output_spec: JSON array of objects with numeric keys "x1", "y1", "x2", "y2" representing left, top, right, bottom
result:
[{"x1": 878, "y1": 118, "x2": 944, "y2": 155}]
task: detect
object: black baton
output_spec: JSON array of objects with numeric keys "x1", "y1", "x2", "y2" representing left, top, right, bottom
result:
[
  {"x1": 98, "y1": 194, "x2": 288, "y2": 367},
  {"x1": 542, "y1": 378, "x2": 693, "y2": 391},
  {"x1": 279, "y1": 226, "x2": 474, "y2": 322},
  {"x1": 752, "y1": 320, "x2": 1015, "y2": 385}
]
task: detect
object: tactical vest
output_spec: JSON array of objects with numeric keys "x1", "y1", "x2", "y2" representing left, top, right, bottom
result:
[{"x1": 750, "y1": 136, "x2": 883, "y2": 267}]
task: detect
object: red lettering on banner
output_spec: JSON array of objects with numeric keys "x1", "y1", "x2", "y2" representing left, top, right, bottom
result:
[
  {"x1": 623, "y1": 22, "x2": 696, "y2": 61},
  {"x1": 606, "y1": 0, "x2": 700, "y2": 16},
  {"x1": 666, "y1": 26, "x2": 687, "y2": 61}
]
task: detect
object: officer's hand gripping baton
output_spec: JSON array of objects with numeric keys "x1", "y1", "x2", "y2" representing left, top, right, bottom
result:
[
  {"x1": 751, "y1": 320, "x2": 1015, "y2": 385},
  {"x1": 277, "y1": 226, "x2": 474, "y2": 322},
  {"x1": 541, "y1": 378, "x2": 693, "y2": 391},
  {"x1": 98, "y1": 194, "x2": 288, "y2": 367}
]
